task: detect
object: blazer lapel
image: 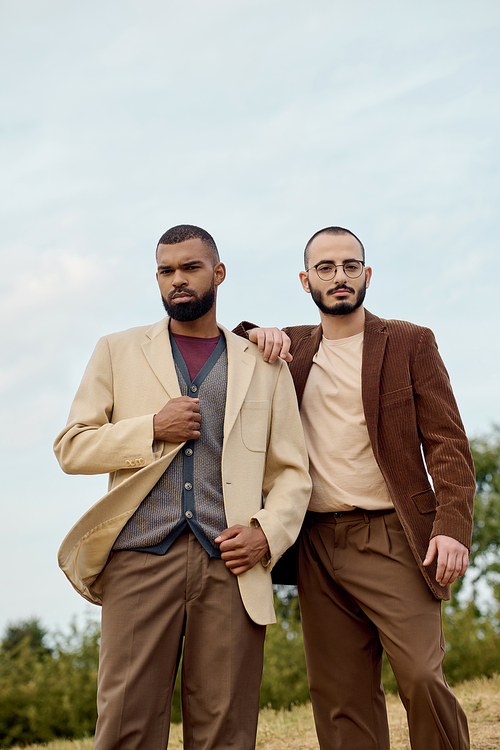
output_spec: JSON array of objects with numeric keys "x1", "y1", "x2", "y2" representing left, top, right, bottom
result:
[
  {"x1": 220, "y1": 325, "x2": 256, "y2": 438},
  {"x1": 141, "y1": 318, "x2": 182, "y2": 399},
  {"x1": 361, "y1": 310, "x2": 388, "y2": 459},
  {"x1": 289, "y1": 324, "x2": 322, "y2": 405},
  {"x1": 141, "y1": 321, "x2": 257, "y2": 437}
]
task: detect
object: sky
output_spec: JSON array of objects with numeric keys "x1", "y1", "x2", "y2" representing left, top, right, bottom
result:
[{"x1": 1, "y1": 0, "x2": 499, "y2": 636}]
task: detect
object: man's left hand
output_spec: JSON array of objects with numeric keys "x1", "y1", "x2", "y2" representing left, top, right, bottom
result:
[
  {"x1": 215, "y1": 525, "x2": 269, "y2": 576},
  {"x1": 423, "y1": 535, "x2": 469, "y2": 586}
]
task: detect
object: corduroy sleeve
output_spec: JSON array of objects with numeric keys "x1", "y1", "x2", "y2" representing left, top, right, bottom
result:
[{"x1": 411, "y1": 327, "x2": 475, "y2": 548}]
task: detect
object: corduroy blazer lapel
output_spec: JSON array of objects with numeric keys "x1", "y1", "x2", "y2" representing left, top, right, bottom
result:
[
  {"x1": 361, "y1": 311, "x2": 388, "y2": 460},
  {"x1": 288, "y1": 324, "x2": 322, "y2": 405},
  {"x1": 287, "y1": 312, "x2": 389, "y2": 451}
]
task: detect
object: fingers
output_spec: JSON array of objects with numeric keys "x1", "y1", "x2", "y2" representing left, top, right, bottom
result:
[
  {"x1": 423, "y1": 535, "x2": 469, "y2": 586},
  {"x1": 215, "y1": 525, "x2": 269, "y2": 575},
  {"x1": 214, "y1": 525, "x2": 242, "y2": 544},
  {"x1": 248, "y1": 328, "x2": 293, "y2": 364},
  {"x1": 257, "y1": 328, "x2": 292, "y2": 363},
  {"x1": 223, "y1": 562, "x2": 254, "y2": 576},
  {"x1": 153, "y1": 396, "x2": 202, "y2": 442},
  {"x1": 423, "y1": 537, "x2": 437, "y2": 567},
  {"x1": 436, "y1": 548, "x2": 469, "y2": 586}
]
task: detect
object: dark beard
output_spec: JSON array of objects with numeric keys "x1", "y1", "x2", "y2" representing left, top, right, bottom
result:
[
  {"x1": 310, "y1": 281, "x2": 366, "y2": 316},
  {"x1": 162, "y1": 283, "x2": 215, "y2": 322}
]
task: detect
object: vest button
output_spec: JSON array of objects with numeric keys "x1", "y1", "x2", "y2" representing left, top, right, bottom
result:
[
  {"x1": 185, "y1": 448, "x2": 193, "y2": 456},
  {"x1": 190, "y1": 385, "x2": 198, "y2": 393},
  {"x1": 185, "y1": 510, "x2": 193, "y2": 519},
  {"x1": 184, "y1": 482, "x2": 193, "y2": 491}
]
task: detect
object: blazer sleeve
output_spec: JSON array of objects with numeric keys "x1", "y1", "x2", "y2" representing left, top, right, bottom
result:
[
  {"x1": 412, "y1": 327, "x2": 475, "y2": 547},
  {"x1": 232, "y1": 321, "x2": 256, "y2": 338},
  {"x1": 249, "y1": 360, "x2": 312, "y2": 567},
  {"x1": 54, "y1": 336, "x2": 162, "y2": 475}
]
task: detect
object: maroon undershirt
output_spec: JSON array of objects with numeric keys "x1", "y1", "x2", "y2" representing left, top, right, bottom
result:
[{"x1": 171, "y1": 332, "x2": 221, "y2": 382}]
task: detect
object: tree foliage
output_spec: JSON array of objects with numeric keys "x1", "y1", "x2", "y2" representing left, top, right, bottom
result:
[
  {"x1": 0, "y1": 618, "x2": 52, "y2": 659},
  {"x1": 467, "y1": 425, "x2": 500, "y2": 597},
  {"x1": 261, "y1": 589, "x2": 309, "y2": 709},
  {"x1": 0, "y1": 618, "x2": 99, "y2": 748}
]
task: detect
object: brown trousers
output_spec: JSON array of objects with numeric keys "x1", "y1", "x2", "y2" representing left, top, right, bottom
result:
[
  {"x1": 94, "y1": 532, "x2": 265, "y2": 750},
  {"x1": 298, "y1": 509, "x2": 469, "y2": 750}
]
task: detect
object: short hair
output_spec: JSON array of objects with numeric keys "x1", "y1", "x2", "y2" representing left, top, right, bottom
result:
[
  {"x1": 304, "y1": 226, "x2": 365, "y2": 269},
  {"x1": 156, "y1": 224, "x2": 220, "y2": 263}
]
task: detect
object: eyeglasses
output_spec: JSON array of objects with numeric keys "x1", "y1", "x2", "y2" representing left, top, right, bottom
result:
[{"x1": 306, "y1": 260, "x2": 365, "y2": 281}]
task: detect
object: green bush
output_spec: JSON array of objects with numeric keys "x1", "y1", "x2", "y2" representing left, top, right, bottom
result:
[
  {"x1": 0, "y1": 618, "x2": 99, "y2": 748},
  {"x1": 260, "y1": 589, "x2": 309, "y2": 709},
  {"x1": 443, "y1": 597, "x2": 500, "y2": 684}
]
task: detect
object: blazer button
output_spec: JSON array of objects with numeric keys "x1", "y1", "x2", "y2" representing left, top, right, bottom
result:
[
  {"x1": 185, "y1": 510, "x2": 193, "y2": 519},
  {"x1": 185, "y1": 448, "x2": 193, "y2": 456},
  {"x1": 190, "y1": 385, "x2": 198, "y2": 393},
  {"x1": 184, "y1": 482, "x2": 193, "y2": 491}
]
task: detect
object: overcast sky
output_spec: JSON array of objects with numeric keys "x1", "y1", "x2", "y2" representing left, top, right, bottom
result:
[{"x1": 1, "y1": 0, "x2": 499, "y2": 635}]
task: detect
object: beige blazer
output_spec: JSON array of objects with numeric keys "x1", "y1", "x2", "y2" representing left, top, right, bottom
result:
[{"x1": 54, "y1": 319, "x2": 311, "y2": 625}]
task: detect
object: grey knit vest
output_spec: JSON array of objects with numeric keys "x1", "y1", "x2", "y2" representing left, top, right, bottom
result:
[{"x1": 113, "y1": 335, "x2": 227, "y2": 557}]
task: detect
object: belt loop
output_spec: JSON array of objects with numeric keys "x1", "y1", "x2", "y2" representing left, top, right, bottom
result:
[{"x1": 363, "y1": 510, "x2": 370, "y2": 524}]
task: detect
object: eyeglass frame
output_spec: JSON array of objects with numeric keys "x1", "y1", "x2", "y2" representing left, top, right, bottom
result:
[{"x1": 306, "y1": 259, "x2": 365, "y2": 281}]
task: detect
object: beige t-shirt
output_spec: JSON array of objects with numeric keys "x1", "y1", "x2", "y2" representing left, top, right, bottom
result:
[{"x1": 300, "y1": 332, "x2": 393, "y2": 513}]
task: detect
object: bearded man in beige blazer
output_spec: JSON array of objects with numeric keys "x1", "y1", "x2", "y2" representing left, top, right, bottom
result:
[
  {"x1": 236, "y1": 226, "x2": 475, "y2": 750},
  {"x1": 54, "y1": 224, "x2": 311, "y2": 750}
]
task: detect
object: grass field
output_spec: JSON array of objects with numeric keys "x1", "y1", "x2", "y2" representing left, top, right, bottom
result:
[{"x1": 10, "y1": 674, "x2": 500, "y2": 750}]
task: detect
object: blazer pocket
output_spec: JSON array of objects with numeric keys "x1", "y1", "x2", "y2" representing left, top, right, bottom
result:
[
  {"x1": 240, "y1": 401, "x2": 269, "y2": 452},
  {"x1": 379, "y1": 384, "x2": 413, "y2": 406},
  {"x1": 411, "y1": 488, "x2": 436, "y2": 514}
]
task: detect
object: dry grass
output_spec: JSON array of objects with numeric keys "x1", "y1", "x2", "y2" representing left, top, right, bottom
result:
[
  {"x1": 385, "y1": 674, "x2": 500, "y2": 750},
  {"x1": 10, "y1": 675, "x2": 500, "y2": 750}
]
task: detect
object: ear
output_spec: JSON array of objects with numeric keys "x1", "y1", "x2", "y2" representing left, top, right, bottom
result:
[
  {"x1": 299, "y1": 270, "x2": 311, "y2": 294},
  {"x1": 365, "y1": 266, "x2": 372, "y2": 289},
  {"x1": 214, "y1": 262, "x2": 226, "y2": 286}
]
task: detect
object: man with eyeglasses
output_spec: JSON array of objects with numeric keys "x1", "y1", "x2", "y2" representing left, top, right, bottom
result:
[{"x1": 235, "y1": 226, "x2": 475, "y2": 750}]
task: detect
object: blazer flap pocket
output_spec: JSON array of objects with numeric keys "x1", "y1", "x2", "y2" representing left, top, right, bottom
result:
[
  {"x1": 411, "y1": 488, "x2": 436, "y2": 514},
  {"x1": 379, "y1": 385, "x2": 413, "y2": 406},
  {"x1": 241, "y1": 401, "x2": 269, "y2": 452}
]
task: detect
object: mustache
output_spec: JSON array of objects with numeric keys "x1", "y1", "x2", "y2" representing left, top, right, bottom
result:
[
  {"x1": 326, "y1": 284, "x2": 355, "y2": 295},
  {"x1": 168, "y1": 288, "x2": 197, "y2": 302}
]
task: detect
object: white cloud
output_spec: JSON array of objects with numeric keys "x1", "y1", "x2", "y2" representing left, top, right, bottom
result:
[{"x1": 0, "y1": 247, "x2": 107, "y2": 322}]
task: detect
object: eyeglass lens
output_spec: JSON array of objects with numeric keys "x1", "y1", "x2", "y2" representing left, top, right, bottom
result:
[{"x1": 315, "y1": 261, "x2": 363, "y2": 281}]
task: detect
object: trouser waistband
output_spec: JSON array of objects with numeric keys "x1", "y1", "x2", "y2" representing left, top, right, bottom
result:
[{"x1": 306, "y1": 507, "x2": 396, "y2": 524}]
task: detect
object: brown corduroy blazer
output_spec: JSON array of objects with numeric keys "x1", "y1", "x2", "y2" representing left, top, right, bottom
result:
[{"x1": 236, "y1": 310, "x2": 475, "y2": 600}]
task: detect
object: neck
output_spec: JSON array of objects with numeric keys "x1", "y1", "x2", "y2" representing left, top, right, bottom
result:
[
  {"x1": 169, "y1": 310, "x2": 220, "y2": 338},
  {"x1": 320, "y1": 306, "x2": 365, "y2": 341}
]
